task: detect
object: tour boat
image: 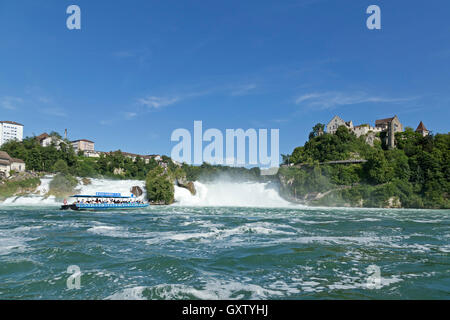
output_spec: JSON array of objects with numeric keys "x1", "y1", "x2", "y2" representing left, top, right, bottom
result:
[{"x1": 60, "y1": 192, "x2": 149, "y2": 211}]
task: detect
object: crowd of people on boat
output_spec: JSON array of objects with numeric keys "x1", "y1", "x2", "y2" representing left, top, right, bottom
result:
[{"x1": 74, "y1": 198, "x2": 145, "y2": 205}]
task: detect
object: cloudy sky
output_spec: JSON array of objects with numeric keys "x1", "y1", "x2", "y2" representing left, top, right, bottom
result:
[{"x1": 0, "y1": 0, "x2": 449, "y2": 162}]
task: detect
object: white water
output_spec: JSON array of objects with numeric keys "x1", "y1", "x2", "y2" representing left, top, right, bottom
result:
[
  {"x1": 1, "y1": 177, "x2": 291, "y2": 208},
  {"x1": 2, "y1": 176, "x2": 57, "y2": 206},
  {"x1": 76, "y1": 178, "x2": 145, "y2": 199},
  {"x1": 1, "y1": 176, "x2": 145, "y2": 206},
  {"x1": 174, "y1": 181, "x2": 291, "y2": 208}
]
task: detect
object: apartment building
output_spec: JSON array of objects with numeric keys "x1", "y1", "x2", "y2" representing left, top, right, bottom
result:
[{"x1": 0, "y1": 121, "x2": 24, "y2": 146}]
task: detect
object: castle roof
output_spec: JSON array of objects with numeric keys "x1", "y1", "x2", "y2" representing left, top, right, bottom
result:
[
  {"x1": 375, "y1": 116, "x2": 396, "y2": 125},
  {"x1": 416, "y1": 121, "x2": 428, "y2": 132},
  {"x1": 329, "y1": 115, "x2": 345, "y2": 122}
]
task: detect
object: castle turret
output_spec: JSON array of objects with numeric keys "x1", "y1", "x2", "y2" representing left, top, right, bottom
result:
[
  {"x1": 388, "y1": 119, "x2": 395, "y2": 149},
  {"x1": 415, "y1": 121, "x2": 429, "y2": 137}
]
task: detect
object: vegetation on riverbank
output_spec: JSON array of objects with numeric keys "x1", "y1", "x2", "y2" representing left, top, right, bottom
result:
[
  {"x1": 181, "y1": 162, "x2": 261, "y2": 182},
  {"x1": 0, "y1": 175, "x2": 41, "y2": 200},
  {"x1": 279, "y1": 125, "x2": 450, "y2": 209},
  {"x1": 145, "y1": 166, "x2": 175, "y2": 205},
  {"x1": 0, "y1": 137, "x2": 161, "y2": 180},
  {"x1": 48, "y1": 174, "x2": 78, "y2": 199},
  {"x1": 2, "y1": 127, "x2": 448, "y2": 209}
]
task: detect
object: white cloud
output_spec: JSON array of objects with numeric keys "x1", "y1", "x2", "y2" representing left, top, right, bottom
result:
[
  {"x1": 38, "y1": 96, "x2": 53, "y2": 104},
  {"x1": 124, "y1": 112, "x2": 137, "y2": 119},
  {"x1": 100, "y1": 119, "x2": 113, "y2": 126},
  {"x1": 295, "y1": 91, "x2": 416, "y2": 109},
  {"x1": 231, "y1": 83, "x2": 257, "y2": 96},
  {"x1": 41, "y1": 107, "x2": 67, "y2": 117},
  {"x1": 0, "y1": 96, "x2": 23, "y2": 110},
  {"x1": 138, "y1": 96, "x2": 180, "y2": 109},
  {"x1": 112, "y1": 48, "x2": 152, "y2": 64},
  {"x1": 295, "y1": 93, "x2": 323, "y2": 104}
]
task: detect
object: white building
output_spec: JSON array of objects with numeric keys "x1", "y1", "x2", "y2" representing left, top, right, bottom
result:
[
  {"x1": 326, "y1": 116, "x2": 354, "y2": 134},
  {"x1": 325, "y1": 115, "x2": 404, "y2": 149},
  {"x1": 353, "y1": 124, "x2": 382, "y2": 138},
  {"x1": 36, "y1": 133, "x2": 64, "y2": 149},
  {"x1": 71, "y1": 139, "x2": 95, "y2": 153},
  {"x1": 103, "y1": 151, "x2": 163, "y2": 164},
  {"x1": 0, "y1": 121, "x2": 24, "y2": 146},
  {"x1": 0, "y1": 151, "x2": 26, "y2": 178}
]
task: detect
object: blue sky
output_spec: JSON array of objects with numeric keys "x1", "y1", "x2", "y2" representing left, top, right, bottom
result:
[{"x1": 0, "y1": 0, "x2": 449, "y2": 161}]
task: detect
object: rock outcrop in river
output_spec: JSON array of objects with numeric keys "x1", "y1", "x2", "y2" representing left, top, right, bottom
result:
[
  {"x1": 176, "y1": 177, "x2": 196, "y2": 196},
  {"x1": 130, "y1": 186, "x2": 143, "y2": 197}
]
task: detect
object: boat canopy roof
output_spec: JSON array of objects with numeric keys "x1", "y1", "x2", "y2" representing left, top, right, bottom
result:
[{"x1": 70, "y1": 192, "x2": 135, "y2": 199}]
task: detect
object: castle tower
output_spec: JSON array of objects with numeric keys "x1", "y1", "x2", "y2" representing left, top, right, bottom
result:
[
  {"x1": 388, "y1": 120, "x2": 395, "y2": 149},
  {"x1": 415, "y1": 121, "x2": 429, "y2": 137}
]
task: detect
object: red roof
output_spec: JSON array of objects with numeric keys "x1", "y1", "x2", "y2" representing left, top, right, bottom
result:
[
  {"x1": 0, "y1": 121, "x2": 24, "y2": 126},
  {"x1": 416, "y1": 121, "x2": 428, "y2": 132},
  {"x1": 36, "y1": 133, "x2": 50, "y2": 141}
]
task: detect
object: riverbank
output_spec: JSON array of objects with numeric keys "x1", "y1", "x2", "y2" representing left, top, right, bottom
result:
[{"x1": 0, "y1": 172, "x2": 42, "y2": 201}]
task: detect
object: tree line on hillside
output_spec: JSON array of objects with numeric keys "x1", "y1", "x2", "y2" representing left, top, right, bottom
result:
[
  {"x1": 279, "y1": 124, "x2": 450, "y2": 209},
  {"x1": 0, "y1": 134, "x2": 263, "y2": 204},
  {"x1": 0, "y1": 136, "x2": 161, "y2": 179}
]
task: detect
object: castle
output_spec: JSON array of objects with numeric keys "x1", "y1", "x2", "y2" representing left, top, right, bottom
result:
[{"x1": 326, "y1": 115, "x2": 428, "y2": 148}]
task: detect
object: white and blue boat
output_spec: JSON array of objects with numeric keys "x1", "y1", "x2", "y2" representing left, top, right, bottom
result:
[{"x1": 60, "y1": 192, "x2": 149, "y2": 211}]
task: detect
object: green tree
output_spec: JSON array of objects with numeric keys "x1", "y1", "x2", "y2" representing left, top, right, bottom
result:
[
  {"x1": 365, "y1": 150, "x2": 394, "y2": 184},
  {"x1": 308, "y1": 123, "x2": 325, "y2": 140},
  {"x1": 52, "y1": 159, "x2": 69, "y2": 174},
  {"x1": 145, "y1": 166, "x2": 174, "y2": 204},
  {"x1": 48, "y1": 173, "x2": 78, "y2": 198}
]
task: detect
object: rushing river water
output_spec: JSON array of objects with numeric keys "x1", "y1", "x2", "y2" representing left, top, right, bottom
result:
[{"x1": 0, "y1": 204, "x2": 449, "y2": 299}]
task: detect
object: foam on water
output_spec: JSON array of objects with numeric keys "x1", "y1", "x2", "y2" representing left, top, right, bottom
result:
[
  {"x1": 0, "y1": 226, "x2": 38, "y2": 256},
  {"x1": 143, "y1": 221, "x2": 300, "y2": 245},
  {"x1": 87, "y1": 226, "x2": 131, "y2": 238},
  {"x1": 106, "y1": 279, "x2": 283, "y2": 300}
]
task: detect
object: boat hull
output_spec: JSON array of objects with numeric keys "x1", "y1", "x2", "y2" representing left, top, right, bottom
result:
[{"x1": 60, "y1": 204, "x2": 78, "y2": 211}]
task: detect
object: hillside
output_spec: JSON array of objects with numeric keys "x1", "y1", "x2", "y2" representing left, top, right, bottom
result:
[{"x1": 278, "y1": 124, "x2": 450, "y2": 209}]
